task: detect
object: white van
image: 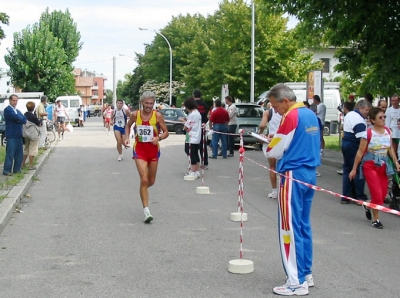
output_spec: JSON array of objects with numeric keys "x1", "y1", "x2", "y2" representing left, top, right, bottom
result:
[
  {"x1": 0, "y1": 92, "x2": 43, "y2": 114},
  {"x1": 257, "y1": 82, "x2": 342, "y2": 135},
  {"x1": 54, "y1": 95, "x2": 82, "y2": 126}
]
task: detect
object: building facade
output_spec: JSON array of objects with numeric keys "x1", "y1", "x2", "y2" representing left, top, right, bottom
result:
[{"x1": 73, "y1": 68, "x2": 107, "y2": 105}]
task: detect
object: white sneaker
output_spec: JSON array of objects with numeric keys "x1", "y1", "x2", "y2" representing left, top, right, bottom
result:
[
  {"x1": 268, "y1": 191, "x2": 278, "y2": 199},
  {"x1": 184, "y1": 171, "x2": 198, "y2": 179},
  {"x1": 144, "y1": 211, "x2": 153, "y2": 223},
  {"x1": 117, "y1": 155, "x2": 123, "y2": 161},
  {"x1": 196, "y1": 171, "x2": 201, "y2": 178},
  {"x1": 316, "y1": 171, "x2": 321, "y2": 177},
  {"x1": 273, "y1": 281, "x2": 309, "y2": 296},
  {"x1": 305, "y1": 274, "x2": 314, "y2": 287},
  {"x1": 108, "y1": 131, "x2": 111, "y2": 136},
  {"x1": 58, "y1": 137, "x2": 62, "y2": 141}
]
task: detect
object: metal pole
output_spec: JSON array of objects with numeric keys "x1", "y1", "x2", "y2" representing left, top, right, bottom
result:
[
  {"x1": 156, "y1": 31, "x2": 173, "y2": 106},
  {"x1": 250, "y1": 1, "x2": 255, "y2": 103},
  {"x1": 139, "y1": 27, "x2": 172, "y2": 105},
  {"x1": 112, "y1": 56, "x2": 116, "y2": 107}
]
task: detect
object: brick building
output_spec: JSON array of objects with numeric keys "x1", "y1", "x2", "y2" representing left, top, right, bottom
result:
[{"x1": 73, "y1": 68, "x2": 107, "y2": 105}]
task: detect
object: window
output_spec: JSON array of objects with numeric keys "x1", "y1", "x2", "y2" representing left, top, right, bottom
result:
[
  {"x1": 321, "y1": 58, "x2": 330, "y2": 73},
  {"x1": 60, "y1": 100, "x2": 68, "y2": 107},
  {"x1": 70, "y1": 100, "x2": 80, "y2": 108}
]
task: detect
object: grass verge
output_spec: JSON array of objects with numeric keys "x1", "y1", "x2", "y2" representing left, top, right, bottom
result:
[{"x1": 324, "y1": 135, "x2": 341, "y2": 151}]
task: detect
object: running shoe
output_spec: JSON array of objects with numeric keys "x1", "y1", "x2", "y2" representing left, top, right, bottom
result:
[
  {"x1": 316, "y1": 171, "x2": 321, "y2": 177},
  {"x1": 372, "y1": 220, "x2": 383, "y2": 229},
  {"x1": 144, "y1": 211, "x2": 153, "y2": 223},
  {"x1": 273, "y1": 281, "x2": 309, "y2": 296},
  {"x1": 118, "y1": 155, "x2": 123, "y2": 161},
  {"x1": 196, "y1": 171, "x2": 201, "y2": 178},
  {"x1": 202, "y1": 165, "x2": 209, "y2": 170},
  {"x1": 337, "y1": 169, "x2": 343, "y2": 175},
  {"x1": 305, "y1": 274, "x2": 314, "y2": 287},
  {"x1": 58, "y1": 137, "x2": 62, "y2": 141},
  {"x1": 268, "y1": 191, "x2": 278, "y2": 199},
  {"x1": 184, "y1": 171, "x2": 198, "y2": 179},
  {"x1": 363, "y1": 205, "x2": 372, "y2": 220}
]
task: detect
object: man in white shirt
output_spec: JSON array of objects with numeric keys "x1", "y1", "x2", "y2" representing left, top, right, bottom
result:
[
  {"x1": 385, "y1": 94, "x2": 400, "y2": 158},
  {"x1": 313, "y1": 95, "x2": 326, "y2": 155},
  {"x1": 225, "y1": 96, "x2": 237, "y2": 157}
]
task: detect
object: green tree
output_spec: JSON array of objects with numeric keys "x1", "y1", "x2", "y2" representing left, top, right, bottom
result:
[
  {"x1": 39, "y1": 8, "x2": 83, "y2": 65},
  {"x1": 263, "y1": 0, "x2": 400, "y2": 95},
  {"x1": 137, "y1": 0, "x2": 319, "y2": 101},
  {"x1": 0, "y1": 12, "x2": 9, "y2": 44},
  {"x1": 5, "y1": 24, "x2": 75, "y2": 99}
]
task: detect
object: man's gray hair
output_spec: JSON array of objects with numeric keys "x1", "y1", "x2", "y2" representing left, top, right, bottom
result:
[
  {"x1": 355, "y1": 99, "x2": 371, "y2": 109},
  {"x1": 140, "y1": 91, "x2": 156, "y2": 102},
  {"x1": 267, "y1": 83, "x2": 297, "y2": 102}
]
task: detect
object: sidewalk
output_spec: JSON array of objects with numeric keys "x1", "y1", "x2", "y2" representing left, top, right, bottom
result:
[
  {"x1": 0, "y1": 146, "x2": 51, "y2": 234},
  {"x1": 321, "y1": 149, "x2": 342, "y2": 169}
]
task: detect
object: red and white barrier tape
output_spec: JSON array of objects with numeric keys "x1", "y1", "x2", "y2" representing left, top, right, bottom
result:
[
  {"x1": 244, "y1": 156, "x2": 400, "y2": 216},
  {"x1": 238, "y1": 130, "x2": 245, "y2": 259}
]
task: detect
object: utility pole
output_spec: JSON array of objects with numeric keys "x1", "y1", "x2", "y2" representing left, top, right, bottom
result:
[{"x1": 112, "y1": 56, "x2": 116, "y2": 107}]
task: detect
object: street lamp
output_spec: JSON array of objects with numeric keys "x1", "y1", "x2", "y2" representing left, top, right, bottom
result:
[{"x1": 139, "y1": 27, "x2": 173, "y2": 106}]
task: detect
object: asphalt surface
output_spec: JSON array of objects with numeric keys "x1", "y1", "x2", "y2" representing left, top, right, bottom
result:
[{"x1": 0, "y1": 117, "x2": 399, "y2": 298}]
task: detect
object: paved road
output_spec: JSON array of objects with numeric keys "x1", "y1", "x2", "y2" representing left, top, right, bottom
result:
[{"x1": 0, "y1": 117, "x2": 399, "y2": 298}]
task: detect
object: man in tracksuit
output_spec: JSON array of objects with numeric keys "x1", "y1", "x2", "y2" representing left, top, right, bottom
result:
[
  {"x1": 265, "y1": 84, "x2": 320, "y2": 296},
  {"x1": 341, "y1": 100, "x2": 371, "y2": 203}
]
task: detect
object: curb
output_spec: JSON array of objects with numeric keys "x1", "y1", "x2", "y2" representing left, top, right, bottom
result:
[{"x1": 0, "y1": 146, "x2": 52, "y2": 235}]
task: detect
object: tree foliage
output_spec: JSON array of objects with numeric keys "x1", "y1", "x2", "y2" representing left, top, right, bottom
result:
[
  {"x1": 132, "y1": 0, "x2": 319, "y2": 102},
  {"x1": 5, "y1": 8, "x2": 82, "y2": 99},
  {"x1": 0, "y1": 12, "x2": 10, "y2": 44},
  {"x1": 39, "y1": 8, "x2": 83, "y2": 66},
  {"x1": 264, "y1": 0, "x2": 400, "y2": 95},
  {"x1": 5, "y1": 24, "x2": 75, "y2": 99}
]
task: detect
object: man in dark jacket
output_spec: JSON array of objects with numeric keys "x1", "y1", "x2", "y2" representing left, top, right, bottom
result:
[{"x1": 3, "y1": 94, "x2": 27, "y2": 175}]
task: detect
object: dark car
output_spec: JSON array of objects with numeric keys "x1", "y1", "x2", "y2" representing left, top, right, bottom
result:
[
  {"x1": 158, "y1": 108, "x2": 187, "y2": 134},
  {"x1": 234, "y1": 103, "x2": 264, "y2": 144},
  {"x1": 0, "y1": 111, "x2": 5, "y2": 146}
]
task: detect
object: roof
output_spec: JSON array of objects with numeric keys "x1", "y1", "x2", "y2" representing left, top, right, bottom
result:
[{"x1": 75, "y1": 77, "x2": 94, "y2": 87}]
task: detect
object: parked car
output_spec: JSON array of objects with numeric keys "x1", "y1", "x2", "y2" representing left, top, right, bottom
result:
[
  {"x1": 0, "y1": 111, "x2": 5, "y2": 146},
  {"x1": 234, "y1": 103, "x2": 264, "y2": 145},
  {"x1": 158, "y1": 108, "x2": 187, "y2": 134}
]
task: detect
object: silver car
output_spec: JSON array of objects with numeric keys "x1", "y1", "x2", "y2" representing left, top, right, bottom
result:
[{"x1": 234, "y1": 103, "x2": 264, "y2": 144}]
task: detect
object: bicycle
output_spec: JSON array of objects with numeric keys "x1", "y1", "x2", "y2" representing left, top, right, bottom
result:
[{"x1": 44, "y1": 120, "x2": 56, "y2": 148}]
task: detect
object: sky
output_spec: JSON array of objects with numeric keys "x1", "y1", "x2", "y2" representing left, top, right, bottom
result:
[{"x1": 0, "y1": 0, "x2": 222, "y2": 92}]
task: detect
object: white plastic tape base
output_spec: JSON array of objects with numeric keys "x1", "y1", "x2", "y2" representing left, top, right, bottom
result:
[
  {"x1": 228, "y1": 259, "x2": 254, "y2": 274},
  {"x1": 196, "y1": 186, "x2": 210, "y2": 194},
  {"x1": 230, "y1": 212, "x2": 248, "y2": 222}
]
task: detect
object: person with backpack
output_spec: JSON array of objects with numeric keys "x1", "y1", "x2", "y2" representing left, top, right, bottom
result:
[
  {"x1": 258, "y1": 104, "x2": 282, "y2": 199},
  {"x1": 111, "y1": 99, "x2": 130, "y2": 161},
  {"x1": 349, "y1": 107, "x2": 400, "y2": 229},
  {"x1": 22, "y1": 101, "x2": 42, "y2": 170}
]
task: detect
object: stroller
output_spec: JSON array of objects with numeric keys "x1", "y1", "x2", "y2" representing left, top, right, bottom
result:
[{"x1": 388, "y1": 158, "x2": 400, "y2": 211}]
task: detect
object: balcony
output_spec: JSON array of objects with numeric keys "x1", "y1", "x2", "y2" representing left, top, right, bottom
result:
[
  {"x1": 91, "y1": 85, "x2": 99, "y2": 90},
  {"x1": 91, "y1": 95, "x2": 99, "y2": 99}
]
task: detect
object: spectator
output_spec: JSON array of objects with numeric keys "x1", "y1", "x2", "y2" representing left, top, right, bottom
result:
[
  {"x1": 225, "y1": 96, "x2": 237, "y2": 157},
  {"x1": 183, "y1": 98, "x2": 202, "y2": 179},
  {"x1": 78, "y1": 105, "x2": 84, "y2": 127},
  {"x1": 193, "y1": 89, "x2": 209, "y2": 169},
  {"x1": 385, "y1": 94, "x2": 400, "y2": 158},
  {"x1": 377, "y1": 99, "x2": 387, "y2": 113},
  {"x1": 313, "y1": 95, "x2": 326, "y2": 155},
  {"x1": 209, "y1": 99, "x2": 229, "y2": 159},
  {"x1": 348, "y1": 94, "x2": 355, "y2": 103},
  {"x1": 341, "y1": 99, "x2": 371, "y2": 204},
  {"x1": 22, "y1": 102, "x2": 42, "y2": 170},
  {"x1": 3, "y1": 94, "x2": 27, "y2": 176},
  {"x1": 350, "y1": 107, "x2": 400, "y2": 229},
  {"x1": 265, "y1": 84, "x2": 320, "y2": 296},
  {"x1": 258, "y1": 104, "x2": 282, "y2": 199},
  {"x1": 36, "y1": 95, "x2": 48, "y2": 149}
]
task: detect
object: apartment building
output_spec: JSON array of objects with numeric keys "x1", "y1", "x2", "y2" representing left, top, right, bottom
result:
[{"x1": 73, "y1": 68, "x2": 107, "y2": 105}]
